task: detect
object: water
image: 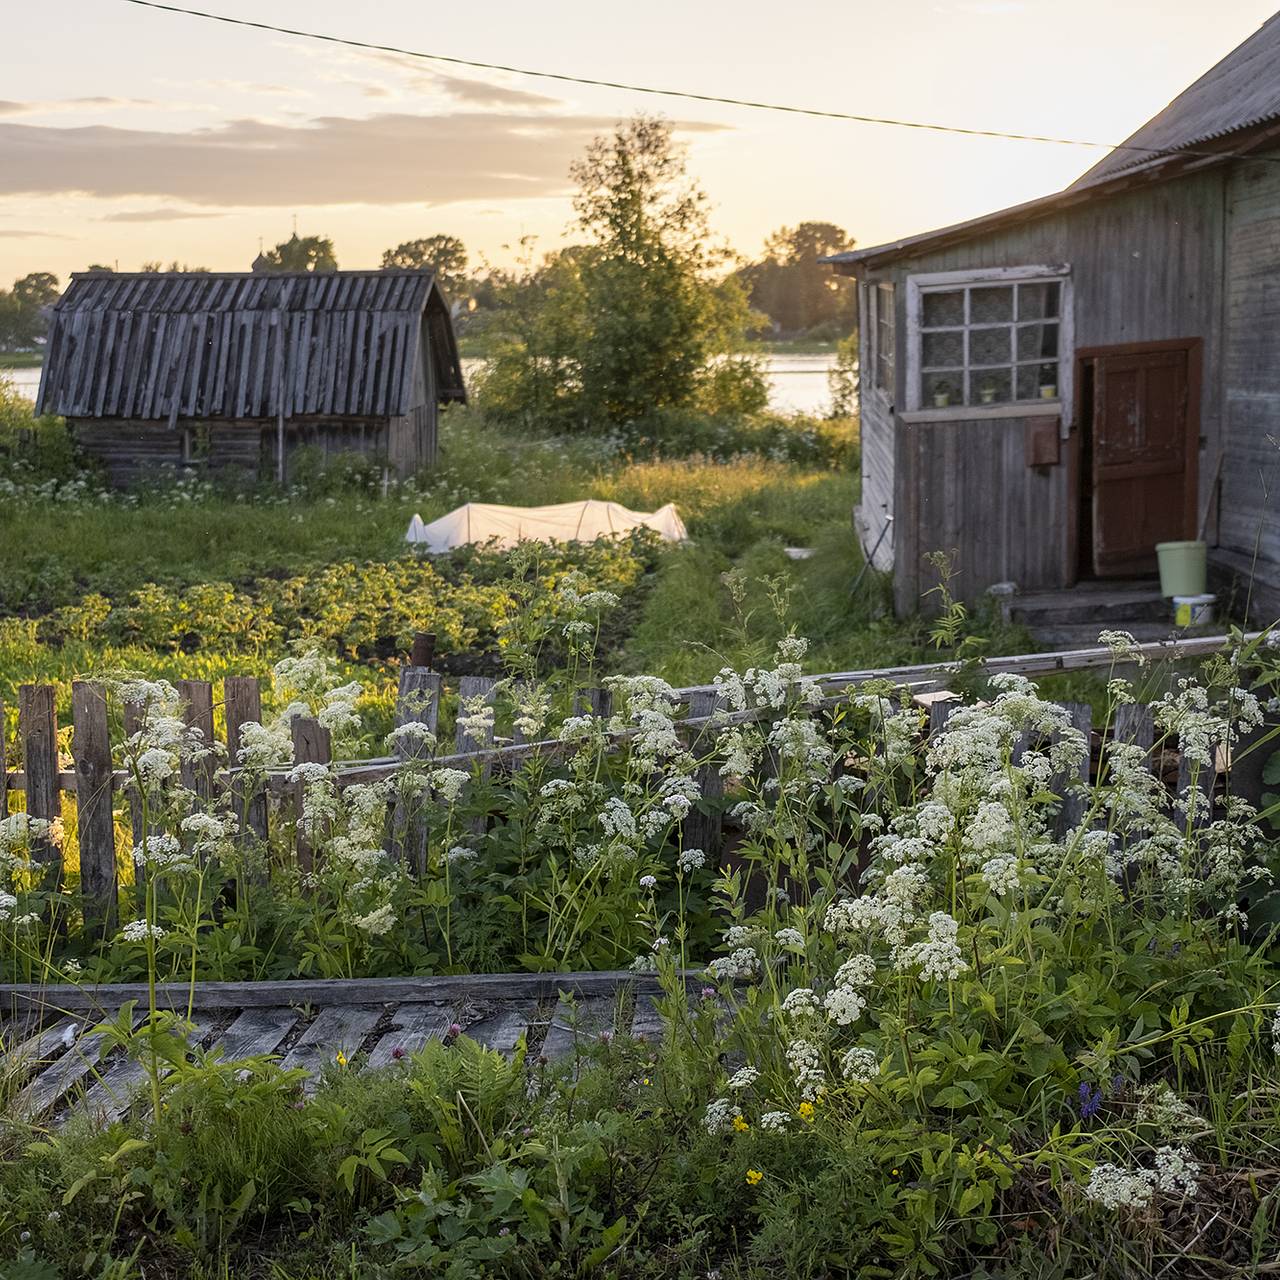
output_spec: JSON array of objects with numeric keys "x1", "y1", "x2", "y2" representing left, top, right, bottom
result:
[{"x1": 5, "y1": 352, "x2": 839, "y2": 417}]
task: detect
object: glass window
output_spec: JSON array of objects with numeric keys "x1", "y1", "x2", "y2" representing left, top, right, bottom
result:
[
  {"x1": 873, "y1": 282, "x2": 895, "y2": 395},
  {"x1": 915, "y1": 275, "x2": 1063, "y2": 409}
]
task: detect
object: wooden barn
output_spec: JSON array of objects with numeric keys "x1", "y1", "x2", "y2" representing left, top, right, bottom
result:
[
  {"x1": 35, "y1": 268, "x2": 465, "y2": 485},
  {"x1": 826, "y1": 15, "x2": 1280, "y2": 623}
]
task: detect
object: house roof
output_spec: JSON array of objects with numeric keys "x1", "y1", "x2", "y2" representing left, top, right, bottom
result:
[
  {"x1": 824, "y1": 13, "x2": 1280, "y2": 272},
  {"x1": 37, "y1": 269, "x2": 465, "y2": 421}
]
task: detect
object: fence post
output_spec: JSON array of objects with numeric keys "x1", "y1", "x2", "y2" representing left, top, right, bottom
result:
[
  {"x1": 177, "y1": 679, "x2": 216, "y2": 806},
  {"x1": 224, "y1": 677, "x2": 269, "y2": 843},
  {"x1": 291, "y1": 716, "x2": 332, "y2": 874},
  {"x1": 391, "y1": 666, "x2": 442, "y2": 877},
  {"x1": 573, "y1": 687, "x2": 613, "y2": 720},
  {"x1": 0, "y1": 696, "x2": 8, "y2": 816},
  {"x1": 18, "y1": 685, "x2": 61, "y2": 897},
  {"x1": 683, "y1": 690, "x2": 725, "y2": 862},
  {"x1": 456, "y1": 676, "x2": 496, "y2": 837},
  {"x1": 71, "y1": 681, "x2": 117, "y2": 939},
  {"x1": 1053, "y1": 702, "x2": 1093, "y2": 837}
]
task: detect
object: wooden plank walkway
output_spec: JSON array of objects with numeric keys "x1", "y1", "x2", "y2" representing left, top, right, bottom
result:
[{"x1": 0, "y1": 973, "x2": 671, "y2": 1122}]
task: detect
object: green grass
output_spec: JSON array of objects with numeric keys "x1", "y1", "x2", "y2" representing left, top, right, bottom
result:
[{"x1": 0, "y1": 352, "x2": 42, "y2": 368}]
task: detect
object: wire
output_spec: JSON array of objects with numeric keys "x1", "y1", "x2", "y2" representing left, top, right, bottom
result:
[
  {"x1": 119, "y1": 0, "x2": 1280, "y2": 169},
  {"x1": 116, "y1": 0, "x2": 1152, "y2": 156}
]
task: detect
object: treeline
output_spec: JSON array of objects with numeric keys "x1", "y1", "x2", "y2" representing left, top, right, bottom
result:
[{"x1": 3, "y1": 191, "x2": 856, "y2": 352}]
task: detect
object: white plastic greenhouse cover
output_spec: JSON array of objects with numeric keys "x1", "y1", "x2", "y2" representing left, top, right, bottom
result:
[{"x1": 404, "y1": 499, "x2": 688, "y2": 553}]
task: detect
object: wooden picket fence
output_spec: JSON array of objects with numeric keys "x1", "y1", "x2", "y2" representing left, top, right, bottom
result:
[{"x1": 0, "y1": 630, "x2": 1260, "y2": 940}]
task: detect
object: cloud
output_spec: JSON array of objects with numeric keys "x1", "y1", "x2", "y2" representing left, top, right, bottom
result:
[
  {"x1": 189, "y1": 80, "x2": 308, "y2": 98},
  {"x1": 0, "y1": 229, "x2": 74, "y2": 239},
  {"x1": 100, "y1": 207, "x2": 226, "y2": 223},
  {"x1": 0, "y1": 97, "x2": 159, "y2": 116},
  {"x1": 0, "y1": 111, "x2": 727, "y2": 209}
]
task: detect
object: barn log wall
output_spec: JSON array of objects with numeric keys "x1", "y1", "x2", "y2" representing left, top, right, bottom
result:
[
  {"x1": 867, "y1": 171, "x2": 1227, "y2": 611},
  {"x1": 1219, "y1": 147, "x2": 1280, "y2": 619}
]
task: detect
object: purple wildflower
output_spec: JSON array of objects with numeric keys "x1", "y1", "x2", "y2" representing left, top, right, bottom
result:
[{"x1": 1078, "y1": 1081, "x2": 1102, "y2": 1122}]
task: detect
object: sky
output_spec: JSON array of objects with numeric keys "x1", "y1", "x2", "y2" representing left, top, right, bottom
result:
[{"x1": 1, "y1": 0, "x2": 1277, "y2": 283}]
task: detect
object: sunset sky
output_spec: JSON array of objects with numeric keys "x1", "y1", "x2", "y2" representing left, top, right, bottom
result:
[{"x1": 2, "y1": 0, "x2": 1276, "y2": 284}]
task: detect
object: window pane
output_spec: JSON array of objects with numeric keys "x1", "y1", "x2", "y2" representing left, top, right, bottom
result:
[
  {"x1": 1017, "y1": 322, "x2": 1059, "y2": 361},
  {"x1": 1017, "y1": 281, "x2": 1060, "y2": 320},
  {"x1": 922, "y1": 290, "x2": 963, "y2": 327},
  {"x1": 922, "y1": 370, "x2": 962, "y2": 406},
  {"x1": 922, "y1": 329, "x2": 964, "y2": 367},
  {"x1": 1016, "y1": 362, "x2": 1060, "y2": 400},
  {"x1": 969, "y1": 368, "x2": 1012, "y2": 406},
  {"x1": 970, "y1": 326, "x2": 1012, "y2": 365},
  {"x1": 970, "y1": 286, "x2": 1013, "y2": 323}
]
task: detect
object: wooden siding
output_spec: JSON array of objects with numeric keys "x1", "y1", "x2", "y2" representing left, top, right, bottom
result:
[
  {"x1": 893, "y1": 415, "x2": 1070, "y2": 614},
  {"x1": 857, "y1": 283, "x2": 895, "y2": 570},
  {"x1": 70, "y1": 415, "x2": 413, "y2": 486},
  {"x1": 1220, "y1": 150, "x2": 1280, "y2": 610},
  {"x1": 859, "y1": 170, "x2": 1228, "y2": 610}
]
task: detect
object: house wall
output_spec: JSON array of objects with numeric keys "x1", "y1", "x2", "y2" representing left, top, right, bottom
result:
[
  {"x1": 1219, "y1": 148, "x2": 1280, "y2": 620},
  {"x1": 857, "y1": 283, "x2": 896, "y2": 570},
  {"x1": 861, "y1": 170, "x2": 1227, "y2": 612}
]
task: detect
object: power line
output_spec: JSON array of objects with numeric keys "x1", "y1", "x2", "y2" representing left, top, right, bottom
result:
[
  {"x1": 116, "y1": 0, "x2": 1118, "y2": 153},
  {"x1": 119, "y1": 0, "x2": 1280, "y2": 170}
]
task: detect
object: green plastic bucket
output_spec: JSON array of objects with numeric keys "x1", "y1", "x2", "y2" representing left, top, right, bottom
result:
[{"x1": 1155, "y1": 540, "x2": 1207, "y2": 598}]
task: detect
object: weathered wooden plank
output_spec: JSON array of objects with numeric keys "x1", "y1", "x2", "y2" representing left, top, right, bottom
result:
[
  {"x1": 120, "y1": 700, "x2": 147, "y2": 900},
  {"x1": 6, "y1": 1016, "x2": 81, "y2": 1079},
  {"x1": 280, "y1": 1005, "x2": 382, "y2": 1082},
  {"x1": 539, "y1": 995, "x2": 615, "y2": 1061},
  {"x1": 177, "y1": 680, "x2": 216, "y2": 804},
  {"x1": 223, "y1": 677, "x2": 268, "y2": 843},
  {"x1": 455, "y1": 676, "x2": 497, "y2": 755},
  {"x1": 365, "y1": 1002, "x2": 453, "y2": 1069},
  {"x1": 75, "y1": 1012, "x2": 217, "y2": 1123},
  {"x1": 291, "y1": 717, "x2": 332, "y2": 874},
  {"x1": 0, "y1": 696, "x2": 8, "y2": 804},
  {"x1": 18, "y1": 684, "x2": 61, "y2": 896},
  {"x1": 1054, "y1": 703, "x2": 1093, "y2": 836},
  {"x1": 682, "y1": 690, "x2": 726, "y2": 859},
  {"x1": 466, "y1": 1004, "x2": 534, "y2": 1057},
  {"x1": 390, "y1": 667, "x2": 441, "y2": 875},
  {"x1": 71, "y1": 682, "x2": 117, "y2": 939},
  {"x1": 628, "y1": 995, "x2": 666, "y2": 1043},
  {"x1": 12, "y1": 1009, "x2": 143, "y2": 1118},
  {"x1": 1113, "y1": 703, "x2": 1155, "y2": 763},
  {"x1": 210, "y1": 1006, "x2": 300, "y2": 1062}
]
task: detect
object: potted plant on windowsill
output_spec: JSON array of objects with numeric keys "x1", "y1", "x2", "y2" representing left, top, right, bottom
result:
[
  {"x1": 932, "y1": 381, "x2": 954, "y2": 408},
  {"x1": 979, "y1": 380, "x2": 998, "y2": 405},
  {"x1": 1039, "y1": 382, "x2": 1058, "y2": 399}
]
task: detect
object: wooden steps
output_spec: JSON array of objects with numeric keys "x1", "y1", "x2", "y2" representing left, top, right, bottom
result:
[
  {"x1": 1000, "y1": 580, "x2": 1186, "y2": 648},
  {"x1": 0, "y1": 973, "x2": 671, "y2": 1123}
]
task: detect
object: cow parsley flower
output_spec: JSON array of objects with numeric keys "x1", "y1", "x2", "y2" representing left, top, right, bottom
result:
[
  {"x1": 760, "y1": 1110, "x2": 791, "y2": 1132},
  {"x1": 786, "y1": 1038, "x2": 825, "y2": 1099},
  {"x1": 823, "y1": 985, "x2": 867, "y2": 1026},
  {"x1": 840, "y1": 1046, "x2": 879, "y2": 1083},
  {"x1": 1154, "y1": 1145, "x2": 1200, "y2": 1198},
  {"x1": 1084, "y1": 1163, "x2": 1155, "y2": 1210},
  {"x1": 352, "y1": 903, "x2": 396, "y2": 937},
  {"x1": 782, "y1": 987, "x2": 821, "y2": 1017},
  {"x1": 727, "y1": 1066, "x2": 760, "y2": 1091},
  {"x1": 710, "y1": 947, "x2": 760, "y2": 980},
  {"x1": 774, "y1": 927, "x2": 805, "y2": 948},
  {"x1": 703, "y1": 1097, "x2": 743, "y2": 1135},
  {"x1": 677, "y1": 848, "x2": 706, "y2": 874},
  {"x1": 429, "y1": 768, "x2": 470, "y2": 804},
  {"x1": 121, "y1": 919, "x2": 166, "y2": 943},
  {"x1": 897, "y1": 912, "x2": 968, "y2": 982}
]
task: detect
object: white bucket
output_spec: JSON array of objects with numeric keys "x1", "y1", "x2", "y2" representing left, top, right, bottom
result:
[{"x1": 1173, "y1": 593, "x2": 1215, "y2": 628}]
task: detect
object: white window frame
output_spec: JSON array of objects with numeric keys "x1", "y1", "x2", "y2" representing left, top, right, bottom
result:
[
  {"x1": 860, "y1": 281, "x2": 896, "y2": 411},
  {"x1": 903, "y1": 264, "x2": 1073, "y2": 430}
]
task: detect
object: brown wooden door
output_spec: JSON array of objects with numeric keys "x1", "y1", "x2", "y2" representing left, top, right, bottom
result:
[{"x1": 1090, "y1": 344, "x2": 1198, "y2": 576}]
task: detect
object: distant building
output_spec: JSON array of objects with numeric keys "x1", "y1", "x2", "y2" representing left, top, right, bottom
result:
[
  {"x1": 36, "y1": 269, "x2": 465, "y2": 486},
  {"x1": 826, "y1": 15, "x2": 1280, "y2": 620}
]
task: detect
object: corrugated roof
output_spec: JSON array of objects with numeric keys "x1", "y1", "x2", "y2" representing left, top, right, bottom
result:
[
  {"x1": 37, "y1": 269, "x2": 466, "y2": 421},
  {"x1": 1070, "y1": 12, "x2": 1280, "y2": 189}
]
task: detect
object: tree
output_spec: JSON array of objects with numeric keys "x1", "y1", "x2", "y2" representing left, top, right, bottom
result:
[
  {"x1": 736, "y1": 221, "x2": 857, "y2": 336},
  {"x1": 0, "y1": 272, "x2": 60, "y2": 350},
  {"x1": 476, "y1": 117, "x2": 764, "y2": 432},
  {"x1": 259, "y1": 233, "x2": 337, "y2": 273},
  {"x1": 381, "y1": 235, "x2": 469, "y2": 303},
  {"x1": 139, "y1": 260, "x2": 210, "y2": 273}
]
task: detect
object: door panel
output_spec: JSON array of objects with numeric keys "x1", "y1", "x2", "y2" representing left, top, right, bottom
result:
[{"x1": 1091, "y1": 347, "x2": 1195, "y2": 576}]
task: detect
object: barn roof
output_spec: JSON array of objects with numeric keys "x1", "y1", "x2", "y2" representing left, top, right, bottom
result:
[
  {"x1": 824, "y1": 14, "x2": 1280, "y2": 272},
  {"x1": 37, "y1": 269, "x2": 466, "y2": 422},
  {"x1": 1069, "y1": 12, "x2": 1280, "y2": 189}
]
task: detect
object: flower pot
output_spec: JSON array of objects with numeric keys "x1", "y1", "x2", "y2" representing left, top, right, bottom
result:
[
  {"x1": 933, "y1": 394, "x2": 950, "y2": 408},
  {"x1": 1039, "y1": 385, "x2": 1057, "y2": 399},
  {"x1": 979, "y1": 390, "x2": 996, "y2": 405}
]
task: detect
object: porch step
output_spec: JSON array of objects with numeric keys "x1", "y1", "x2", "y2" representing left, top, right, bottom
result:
[
  {"x1": 1024, "y1": 621, "x2": 1178, "y2": 650},
  {"x1": 1003, "y1": 581, "x2": 1167, "y2": 628}
]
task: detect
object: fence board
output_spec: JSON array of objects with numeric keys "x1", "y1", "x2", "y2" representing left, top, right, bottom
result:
[
  {"x1": 390, "y1": 667, "x2": 441, "y2": 876},
  {"x1": 224, "y1": 677, "x2": 268, "y2": 842},
  {"x1": 1054, "y1": 703, "x2": 1093, "y2": 836},
  {"x1": 456, "y1": 676, "x2": 496, "y2": 837},
  {"x1": 177, "y1": 680, "x2": 216, "y2": 804},
  {"x1": 683, "y1": 690, "x2": 726, "y2": 860},
  {"x1": 18, "y1": 685, "x2": 61, "y2": 896},
  {"x1": 291, "y1": 717, "x2": 332, "y2": 874},
  {"x1": 71, "y1": 682, "x2": 117, "y2": 939}
]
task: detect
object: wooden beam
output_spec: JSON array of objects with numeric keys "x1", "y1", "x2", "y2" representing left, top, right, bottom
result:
[{"x1": 71, "y1": 682, "x2": 117, "y2": 939}]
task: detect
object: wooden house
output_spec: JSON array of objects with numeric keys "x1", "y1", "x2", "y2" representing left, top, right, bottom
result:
[
  {"x1": 35, "y1": 269, "x2": 465, "y2": 485},
  {"x1": 826, "y1": 15, "x2": 1280, "y2": 621}
]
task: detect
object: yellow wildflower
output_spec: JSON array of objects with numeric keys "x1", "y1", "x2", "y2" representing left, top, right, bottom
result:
[
  {"x1": 335, "y1": 1050, "x2": 348, "y2": 1067},
  {"x1": 797, "y1": 1101, "x2": 815, "y2": 1123},
  {"x1": 733, "y1": 1115, "x2": 750, "y2": 1133},
  {"x1": 745, "y1": 1168, "x2": 763, "y2": 1186}
]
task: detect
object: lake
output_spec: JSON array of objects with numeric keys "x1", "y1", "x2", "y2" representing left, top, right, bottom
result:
[{"x1": 4, "y1": 351, "x2": 839, "y2": 417}]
